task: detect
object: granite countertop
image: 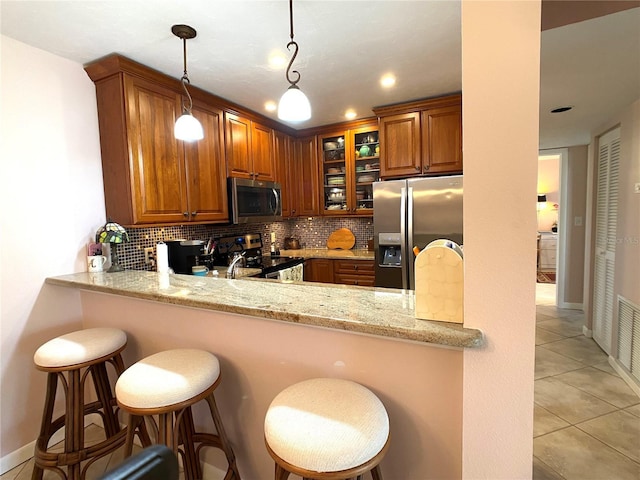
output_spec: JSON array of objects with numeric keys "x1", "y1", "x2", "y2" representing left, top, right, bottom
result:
[
  {"x1": 279, "y1": 248, "x2": 374, "y2": 260},
  {"x1": 46, "y1": 271, "x2": 483, "y2": 349}
]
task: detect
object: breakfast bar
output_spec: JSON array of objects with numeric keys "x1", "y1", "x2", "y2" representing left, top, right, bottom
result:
[{"x1": 45, "y1": 271, "x2": 482, "y2": 478}]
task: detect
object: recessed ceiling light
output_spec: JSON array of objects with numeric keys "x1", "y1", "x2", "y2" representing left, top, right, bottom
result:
[
  {"x1": 380, "y1": 73, "x2": 396, "y2": 88},
  {"x1": 550, "y1": 106, "x2": 572, "y2": 113},
  {"x1": 268, "y1": 52, "x2": 287, "y2": 70},
  {"x1": 345, "y1": 109, "x2": 357, "y2": 120},
  {"x1": 265, "y1": 101, "x2": 277, "y2": 112}
]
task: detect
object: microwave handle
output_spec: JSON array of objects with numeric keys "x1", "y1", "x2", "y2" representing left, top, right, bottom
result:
[{"x1": 271, "y1": 188, "x2": 280, "y2": 215}]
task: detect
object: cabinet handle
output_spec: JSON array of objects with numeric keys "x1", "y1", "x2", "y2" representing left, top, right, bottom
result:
[
  {"x1": 354, "y1": 265, "x2": 358, "y2": 270},
  {"x1": 292, "y1": 209, "x2": 296, "y2": 215},
  {"x1": 415, "y1": 166, "x2": 420, "y2": 171},
  {"x1": 191, "y1": 211, "x2": 197, "y2": 217},
  {"x1": 355, "y1": 280, "x2": 359, "y2": 285},
  {"x1": 423, "y1": 165, "x2": 430, "y2": 172},
  {"x1": 183, "y1": 212, "x2": 189, "y2": 217}
]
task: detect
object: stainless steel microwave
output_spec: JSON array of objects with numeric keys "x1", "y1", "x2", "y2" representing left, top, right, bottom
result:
[{"x1": 228, "y1": 177, "x2": 282, "y2": 224}]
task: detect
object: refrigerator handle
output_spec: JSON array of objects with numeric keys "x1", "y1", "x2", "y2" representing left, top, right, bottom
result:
[
  {"x1": 407, "y1": 186, "x2": 414, "y2": 289},
  {"x1": 400, "y1": 187, "x2": 408, "y2": 290}
]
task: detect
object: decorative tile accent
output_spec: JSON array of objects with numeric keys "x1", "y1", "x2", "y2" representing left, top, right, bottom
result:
[{"x1": 116, "y1": 217, "x2": 373, "y2": 271}]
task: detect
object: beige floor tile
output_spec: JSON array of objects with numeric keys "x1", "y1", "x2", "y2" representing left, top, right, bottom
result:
[
  {"x1": 534, "y1": 427, "x2": 640, "y2": 480},
  {"x1": 533, "y1": 456, "x2": 565, "y2": 480},
  {"x1": 537, "y1": 311, "x2": 563, "y2": 323},
  {"x1": 535, "y1": 346, "x2": 584, "y2": 380},
  {"x1": 535, "y1": 377, "x2": 617, "y2": 424},
  {"x1": 0, "y1": 460, "x2": 28, "y2": 480},
  {"x1": 556, "y1": 367, "x2": 640, "y2": 409},
  {"x1": 577, "y1": 410, "x2": 640, "y2": 463},
  {"x1": 537, "y1": 318, "x2": 584, "y2": 338},
  {"x1": 536, "y1": 328, "x2": 566, "y2": 345},
  {"x1": 534, "y1": 405, "x2": 571, "y2": 437},
  {"x1": 542, "y1": 337, "x2": 607, "y2": 366},
  {"x1": 625, "y1": 404, "x2": 640, "y2": 418},
  {"x1": 592, "y1": 360, "x2": 618, "y2": 375}
]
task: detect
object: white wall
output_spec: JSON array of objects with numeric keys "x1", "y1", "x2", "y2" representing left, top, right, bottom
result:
[
  {"x1": 462, "y1": 2, "x2": 540, "y2": 478},
  {"x1": 0, "y1": 35, "x2": 106, "y2": 466}
]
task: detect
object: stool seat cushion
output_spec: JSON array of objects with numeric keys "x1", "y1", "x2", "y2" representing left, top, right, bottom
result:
[
  {"x1": 264, "y1": 378, "x2": 389, "y2": 473},
  {"x1": 34, "y1": 328, "x2": 127, "y2": 368},
  {"x1": 116, "y1": 349, "x2": 220, "y2": 410}
]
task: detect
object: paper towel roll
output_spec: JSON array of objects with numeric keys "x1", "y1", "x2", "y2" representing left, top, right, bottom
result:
[{"x1": 156, "y1": 242, "x2": 169, "y2": 273}]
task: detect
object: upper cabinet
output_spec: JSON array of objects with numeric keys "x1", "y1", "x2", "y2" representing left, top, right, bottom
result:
[
  {"x1": 319, "y1": 122, "x2": 379, "y2": 216},
  {"x1": 85, "y1": 56, "x2": 229, "y2": 226},
  {"x1": 225, "y1": 113, "x2": 276, "y2": 181},
  {"x1": 374, "y1": 94, "x2": 462, "y2": 179},
  {"x1": 274, "y1": 130, "x2": 295, "y2": 217},
  {"x1": 292, "y1": 136, "x2": 320, "y2": 217}
]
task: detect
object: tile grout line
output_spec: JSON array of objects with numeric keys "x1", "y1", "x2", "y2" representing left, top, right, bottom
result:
[{"x1": 572, "y1": 423, "x2": 640, "y2": 467}]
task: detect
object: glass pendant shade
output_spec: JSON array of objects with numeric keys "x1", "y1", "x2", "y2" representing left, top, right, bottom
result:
[
  {"x1": 175, "y1": 113, "x2": 204, "y2": 141},
  {"x1": 278, "y1": 85, "x2": 311, "y2": 122}
]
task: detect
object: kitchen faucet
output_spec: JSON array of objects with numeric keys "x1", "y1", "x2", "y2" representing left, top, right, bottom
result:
[{"x1": 226, "y1": 252, "x2": 246, "y2": 279}]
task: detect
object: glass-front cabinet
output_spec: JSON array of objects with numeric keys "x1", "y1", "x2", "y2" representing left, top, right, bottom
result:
[{"x1": 320, "y1": 124, "x2": 379, "y2": 216}]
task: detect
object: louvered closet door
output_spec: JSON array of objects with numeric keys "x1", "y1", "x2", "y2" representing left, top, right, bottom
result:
[{"x1": 592, "y1": 128, "x2": 620, "y2": 355}]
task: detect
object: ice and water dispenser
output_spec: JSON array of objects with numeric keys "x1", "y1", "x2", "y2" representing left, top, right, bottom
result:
[{"x1": 378, "y1": 233, "x2": 402, "y2": 266}]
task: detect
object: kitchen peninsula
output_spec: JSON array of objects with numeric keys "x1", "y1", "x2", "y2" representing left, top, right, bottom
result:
[{"x1": 46, "y1": 270, "x2": 482, "y2": 478}]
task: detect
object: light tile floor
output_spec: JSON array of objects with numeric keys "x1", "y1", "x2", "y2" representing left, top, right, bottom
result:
[
  {"x1": 533, "y1": 283, "x2": 640, "y2": 480},
  {"x1": 3, "y1": 284, "x2": 639, "y2": 479}
]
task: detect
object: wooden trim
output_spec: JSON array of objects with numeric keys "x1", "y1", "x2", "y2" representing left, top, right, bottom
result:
[
  {"x1": 373, "y1": 93, "x2": 462, "y2": 117},
  {"x1": 296, "y1": 117, "x2": 378, "y2": 138}
]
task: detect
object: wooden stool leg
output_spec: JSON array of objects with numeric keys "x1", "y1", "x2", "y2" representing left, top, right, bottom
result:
[
  {"x1": 177, "y1": 407, "x2": 202, "y2": 480},
  {"x1": 371, "y1": 465, "x2": 384, "y2": 480},
  {"x1": 91, "y1": 362, "x2": 120, "y2": 437},
  {"x1": 32, "y1": 373, "x2": 58, "y2": 480},
  {"x1": 205, "y1": 393, "x2": 241, "y2": 479},
  {"x1": 274, "y1": 463, "x2": 290, "y2": 480},
  {"x1": 65, "y1": 369, "x2": 82, "y2": 480}
]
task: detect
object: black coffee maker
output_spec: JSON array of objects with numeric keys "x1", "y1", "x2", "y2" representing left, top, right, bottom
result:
[{"x1": 165, "y1": 240, "x2": 205, "y2": 274}]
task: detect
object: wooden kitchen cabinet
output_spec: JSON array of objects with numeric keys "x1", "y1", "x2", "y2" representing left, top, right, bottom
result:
[
  {"x1": 85, "y1": 59, "x2": 228, "y2": 226},
  {"x1": 421, "y1": 105, "x2": 462, "y2": 174},
  {"x1": 378, "y1": 112, "x2": 421, "y2": 178},
  {"x1": 274, "y1": 130, "x2": 295, "y2": 217},
  {"x1": 319, "y1": 122, "x2": 379, "y2": 216},
  {"x1": 291, "y1": 136, "x2": 320, "y2": 217},
  {"x1": 225, "y1": 113, "x2": 276, "y2": 181},
  {"x1": 374, "y1": 94, "x2": 462, "y2": 179},
  {"x1": 333, "y1": 259, "x2": 375, "y2": 286},
  {"x1": 304, "y1": 258, "x2": 334, "y2": 283}
]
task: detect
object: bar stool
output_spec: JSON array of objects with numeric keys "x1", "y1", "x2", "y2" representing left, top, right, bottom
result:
[
  {"x1": 115, "y1": 348, "x2": 241, "y2": 480},
  {"x1": 32, "y1": 327, "x2": 129, "y2": 480},
  {"x1": 264, "y1": 378, "x2": 390, "y2": 480}
]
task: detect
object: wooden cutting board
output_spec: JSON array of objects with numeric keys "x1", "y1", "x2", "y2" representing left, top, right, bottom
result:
[{"x1": 326, "y1": 228, "x2": 356, "y2": 250}]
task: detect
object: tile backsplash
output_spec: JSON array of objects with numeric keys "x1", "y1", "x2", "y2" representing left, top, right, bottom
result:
[{"x1": 116, "y1": 217, "x2": 373, "y2": 271}]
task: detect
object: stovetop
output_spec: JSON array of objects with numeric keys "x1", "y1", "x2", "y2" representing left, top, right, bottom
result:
[{"x1": 211, "y1": 234, "x2": 303, "y2": 273}]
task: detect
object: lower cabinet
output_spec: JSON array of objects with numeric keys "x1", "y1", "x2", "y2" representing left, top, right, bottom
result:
[{"x1": 304, "y1": 258, "x2": 375, "y2": 286}]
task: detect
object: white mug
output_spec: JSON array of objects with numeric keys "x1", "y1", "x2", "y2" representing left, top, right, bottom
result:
[{"x1": 88, "y1": 255, "x2": 107, "y2": 272}]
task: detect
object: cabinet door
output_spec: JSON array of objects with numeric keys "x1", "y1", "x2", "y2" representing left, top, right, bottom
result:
[
  {"x1": 251, "y1": 122, "x2": 276, "y2": 181},
  {"x1": 225, "y1": 113, "x2": 252, "y2": 179},
  {"x1": 379, "y1": 112, "x2": 421, "y2": 178},
  {"x1": 319, "y1": 132, "x2": 348, "y2": 215},
  {"x1": 184, "y1": 102, "x2": 229, "y2": 223},
  {"x1": 305, "y1": 259, "x2": 334, "y2": 283},
  {"x1": 421, "y1": 105, "x2": 462, "y2": 174},
  {"x1": 293, "y1": 136, "x2": 320, "y2": 217},
  {"x1": 274, "y1": 130, "x2": 294, "y2": 217},
  {"x1": 352, "y1": 126, "x2": 379, "y2": 214},
  {"x1": 125, "y1": 75, "x2": 188, "y2": 224}
]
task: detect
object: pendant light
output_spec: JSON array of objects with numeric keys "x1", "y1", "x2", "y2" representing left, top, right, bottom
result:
[
  {"x1": 172, "y1": 24, "x2": 204, "y2": 141},
  {"x1": 278, "y1": 0, "x2": 311, "y2": 122}
]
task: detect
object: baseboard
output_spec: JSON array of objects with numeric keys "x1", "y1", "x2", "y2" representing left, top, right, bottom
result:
[
  {"x1": 583, "y1": 325, "x2": 593, "y2": 338},
  {"x1": 558, "y1": 302, "x2": 583, "y2": 310},
  {"x1": 0, "y1": 413, "x2": 104, "y2": 475},
  {"x1": 608, "y1": 356, "x2": 640, "y2": 398}
]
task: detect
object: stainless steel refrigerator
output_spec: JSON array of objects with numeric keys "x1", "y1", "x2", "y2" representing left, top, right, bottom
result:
[{"x1": 373, "y1": 175, "x2": 463, "y2": 289}]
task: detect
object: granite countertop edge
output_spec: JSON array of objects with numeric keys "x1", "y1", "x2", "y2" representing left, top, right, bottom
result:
[
  {"x1": 279, "y1": 248, "x2": 375, "y2": 260},
  {"x1": 45, "y1": 271, "x2": 483, "y2": 349}
]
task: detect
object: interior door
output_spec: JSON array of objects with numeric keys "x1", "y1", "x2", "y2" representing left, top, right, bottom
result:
[{"x1": 592, "y1": 127, "x2": 620, "y2": 355}]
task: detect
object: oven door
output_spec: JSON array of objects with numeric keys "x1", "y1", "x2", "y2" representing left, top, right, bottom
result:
[{"x1": 229, "y1": 178, "x2": 282, "y2": 224}]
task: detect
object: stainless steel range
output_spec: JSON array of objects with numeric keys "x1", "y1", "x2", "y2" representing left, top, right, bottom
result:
[{"x1": 210, "y1": 233, "x2": 304, "y2": 279}]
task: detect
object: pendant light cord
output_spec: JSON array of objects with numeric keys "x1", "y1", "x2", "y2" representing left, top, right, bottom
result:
[
  {"x1": 285, "y1": 0, "x2": 301, "y2": 86},
  {"x1": 180, "y1": 37, "x2": 194, "y2": 114}
]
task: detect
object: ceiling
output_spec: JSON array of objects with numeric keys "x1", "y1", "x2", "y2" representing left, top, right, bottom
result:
[{"x1": 1, "y1": 1, "x2": 638, "y2": 149}]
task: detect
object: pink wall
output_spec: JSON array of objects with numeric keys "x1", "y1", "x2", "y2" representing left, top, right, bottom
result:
[
  {"x1": 80, "y1": 290, "x2": 464, "y2": 479},
  {"x1": 461, "y1": 2, "x2": 540, "y2": 478},
  {"x1": 0, "y1": 36, "x2": 106, "y2": 466}
]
